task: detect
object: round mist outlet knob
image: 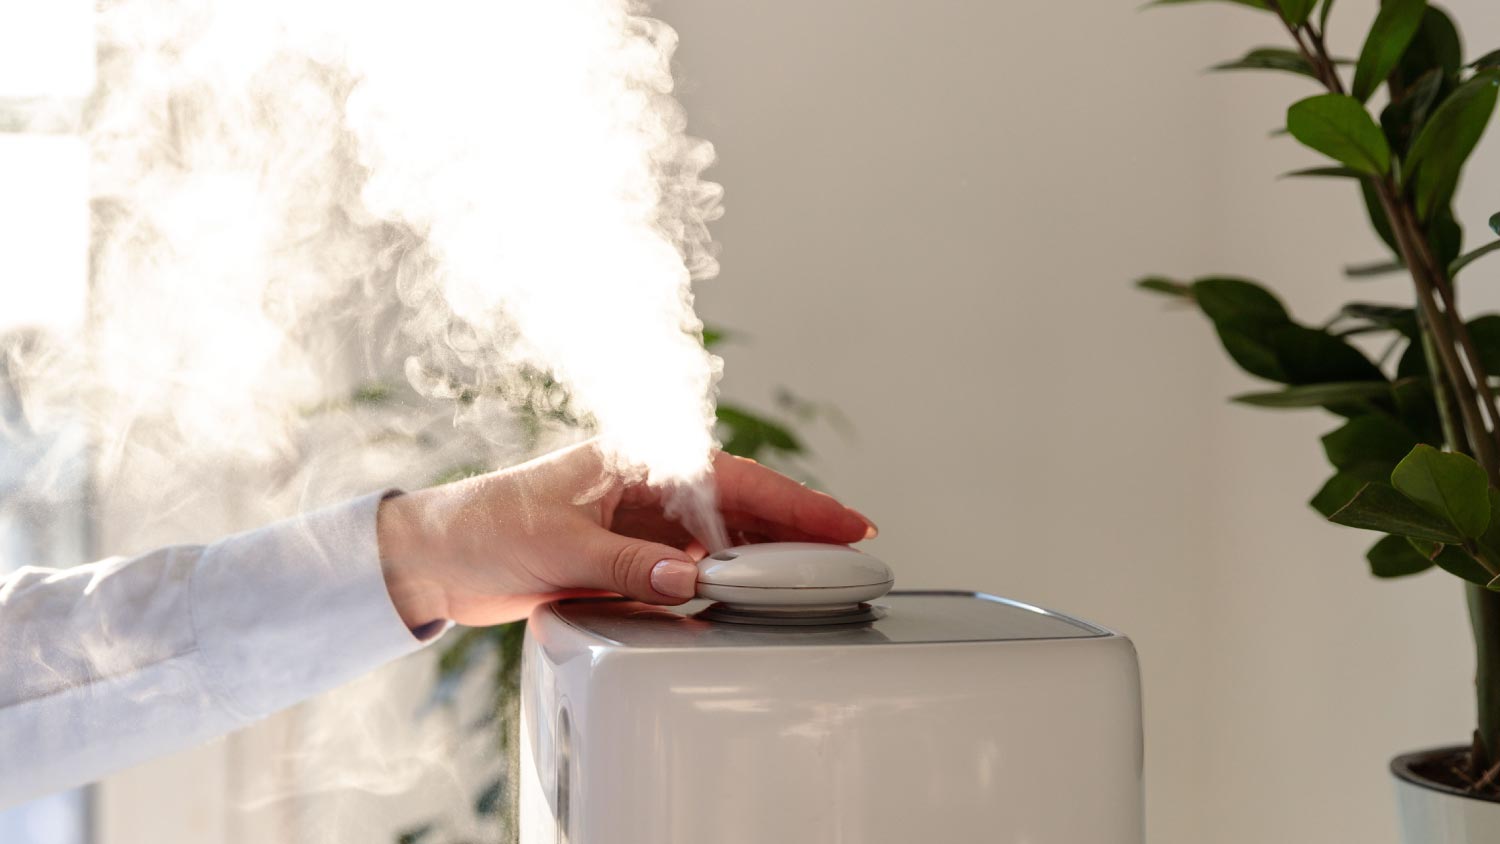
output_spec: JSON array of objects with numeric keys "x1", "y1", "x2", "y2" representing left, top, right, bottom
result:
[{"x1": 695, "y1": 542, "x2": 894, "y2": 610}]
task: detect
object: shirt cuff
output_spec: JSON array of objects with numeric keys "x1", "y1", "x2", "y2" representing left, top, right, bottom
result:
[{"x1": 190, "y1": 490, "x2": 444, "y2": 721}]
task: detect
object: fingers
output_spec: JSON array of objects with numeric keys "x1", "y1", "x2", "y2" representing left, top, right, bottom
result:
[
  {"x1": 567, "y1": 529, "x2": 701, "y2": 605},
  {"x1": 712, "y1": 453, "x2": 875, "y2": 543}
]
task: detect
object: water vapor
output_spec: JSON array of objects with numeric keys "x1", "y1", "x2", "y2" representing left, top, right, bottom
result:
[
  {"x1": 5, "y1": 0, "x2": 728, "y2": 540},
  {"x1": 3, "y1": 0, "x2": 729, "y2": 836}
]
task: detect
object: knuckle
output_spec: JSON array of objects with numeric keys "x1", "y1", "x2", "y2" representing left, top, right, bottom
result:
[{"x1": 607, "y1": 544, "x2": 645, "y2": 594}]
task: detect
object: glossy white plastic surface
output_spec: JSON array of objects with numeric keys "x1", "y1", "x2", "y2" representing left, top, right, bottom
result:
[
  {"x1": 695, "y1": 542, "x2": 893, "y2": 607},
  {"x1": 1395, "y1": 759, "x2": 1500, "y2": 842},
  {"x1": 520, "y1": 592, "x2": 1144, "y2": 843}
]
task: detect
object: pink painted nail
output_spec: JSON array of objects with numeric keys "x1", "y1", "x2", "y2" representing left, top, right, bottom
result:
[
  {"x1": 850, "y1": 509, "x2": 879, "y2": 538},
  {"x1": 651, "y1": 560, "x2": 699, "y2": 599}
]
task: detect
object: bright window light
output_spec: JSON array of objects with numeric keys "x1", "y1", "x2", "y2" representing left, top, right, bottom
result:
[
  {"x1": 0, "y1": 1, "x2": 95, "y2": 100},
  {"x1": 0, "y1": 134, "x2": 88, "y2": 333}
]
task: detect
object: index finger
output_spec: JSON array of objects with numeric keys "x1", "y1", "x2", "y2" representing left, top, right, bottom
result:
[{"x1": 711, "y1": 453, "x2": 874, "y2": 544}]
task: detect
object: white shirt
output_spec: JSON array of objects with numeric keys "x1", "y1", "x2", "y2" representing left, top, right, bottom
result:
[{"x1": 0, "y1": 491, "x2": 441, "y2": 807}]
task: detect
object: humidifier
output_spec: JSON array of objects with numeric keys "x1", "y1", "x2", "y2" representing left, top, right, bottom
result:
[{"x1": 518, "y1": 542, "x2": 1144, "y2": 842}]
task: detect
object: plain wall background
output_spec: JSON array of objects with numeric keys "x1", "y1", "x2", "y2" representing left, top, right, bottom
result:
[
  {"x1": 88, "y1": 2, "x2": 1500, "y2": 843},
  {"x1": 665, "y1": 1, "x2": 1500, "y2": 842}
]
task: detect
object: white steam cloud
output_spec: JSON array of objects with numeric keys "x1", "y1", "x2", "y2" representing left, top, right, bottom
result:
[{"x1": 10, "y1": 0, "x2": 728, "y2": 544}]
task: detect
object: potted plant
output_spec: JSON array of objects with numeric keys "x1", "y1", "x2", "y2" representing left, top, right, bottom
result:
[{"x1": 1141, "y1": 0, "x2": 1500, "y2": 839}]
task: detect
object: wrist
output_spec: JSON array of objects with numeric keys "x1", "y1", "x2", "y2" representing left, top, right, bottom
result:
[{"x1": 377, "y1": 491, "x2": 451, "y2": 630}]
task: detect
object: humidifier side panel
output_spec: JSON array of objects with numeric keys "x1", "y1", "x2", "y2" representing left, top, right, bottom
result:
[
  {"x1": 573, "y1": 635, "x2": 1144, "y2": 844},
  {"x1": 519, "y1": 607, "x2": 609, "y2": 844}
]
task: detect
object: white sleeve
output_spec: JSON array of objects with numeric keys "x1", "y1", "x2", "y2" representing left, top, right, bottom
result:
[{"x1": 0, "y1": 491, "x2": 443, "y2": 807}]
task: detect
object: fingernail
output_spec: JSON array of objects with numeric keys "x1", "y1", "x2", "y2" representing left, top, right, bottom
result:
[
  {"x1": 851, "y1": 508, "x2": 878, "y2": 539},
  {"x1": 651, "y1": 560, "x2": 699, "y2": 599}
]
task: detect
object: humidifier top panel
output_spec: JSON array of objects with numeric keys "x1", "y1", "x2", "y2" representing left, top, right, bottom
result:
[{"x1": 548, "y1": 591, "x2": 1109, "y2": 649}]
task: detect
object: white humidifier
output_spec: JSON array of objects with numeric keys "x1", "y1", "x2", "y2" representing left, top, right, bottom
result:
[{"x1": 518, "y1": 543, "x2": 1143, "y2": 843}]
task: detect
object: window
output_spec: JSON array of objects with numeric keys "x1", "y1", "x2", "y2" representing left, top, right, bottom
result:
[{"x1": 0, "y1": 2, "x2": 96, "y2": 842}]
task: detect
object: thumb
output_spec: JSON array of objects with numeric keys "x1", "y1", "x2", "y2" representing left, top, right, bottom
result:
[{"x1": 578, "y1": 530, "x2": 701, "y2": 605}]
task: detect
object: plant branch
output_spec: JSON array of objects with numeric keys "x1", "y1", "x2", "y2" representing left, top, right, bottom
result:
[
  {"x1": 1422, "y1": 319, "x2": 1469, "y2": 454},
  {"x1": 1394, "y1": 198, "x2": 1500, "y2": 443},
  {"x1": 1290, "y1": 24, "x2": 1500, "y2": 482},
  {"x1": 1279, "y1": 16, "x2": 1344, "y2": 94},
  {"x1": 1376, "y1": 178, "x2": 1499, "y2": 476}
]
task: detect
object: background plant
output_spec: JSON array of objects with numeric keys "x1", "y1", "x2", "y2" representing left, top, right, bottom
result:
[{"x1": 1142, "y1": 0, "x2": 1500, "y2": 794}]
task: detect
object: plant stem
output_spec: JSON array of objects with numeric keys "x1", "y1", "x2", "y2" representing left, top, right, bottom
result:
[
  {"x1": 1422, "y1": 317, "x2": 1468, "y2": 455},
  {"x1": 1394, "y1": 199, "x2": 1500, "y2": 443},
  {"x1": 1281, "y1": 20, "x2": 1344, "y2": 94},
  {"x1": 1375, "y1": 180, "x2": 1495, "y2": 467},
  {"x1": 1469, "y1": 584, "x2": 1500, "y2": 767},
  {"x1": 1385, "y1": 184, "x2": 1500, "y2": 482}
]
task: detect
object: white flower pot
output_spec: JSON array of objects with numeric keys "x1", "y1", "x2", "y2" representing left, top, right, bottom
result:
[{"x1": 1393, "y1": 747, "x2": 1500, "y2": 843}]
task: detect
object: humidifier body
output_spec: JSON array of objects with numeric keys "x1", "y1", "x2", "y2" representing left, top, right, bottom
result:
[{"x1": 518, "y1": 588, "x2": 1143, "y2": 843}]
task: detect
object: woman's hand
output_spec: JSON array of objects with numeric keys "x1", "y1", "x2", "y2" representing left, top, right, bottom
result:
[{"x1": 376, "y1": 441, "x2": 876, "y2": 628}]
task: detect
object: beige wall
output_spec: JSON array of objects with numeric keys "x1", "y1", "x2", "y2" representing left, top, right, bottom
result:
[{"x1": 667, "y1": 0, "x2": 1500, "y2": 841}]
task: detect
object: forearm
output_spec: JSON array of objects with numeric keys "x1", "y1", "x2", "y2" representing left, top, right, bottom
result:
[{"x1": 0, "y1": 492, "x2": 437, "y2": 806}]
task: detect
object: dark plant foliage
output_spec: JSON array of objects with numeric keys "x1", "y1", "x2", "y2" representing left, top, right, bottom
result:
[{"x1": 1142, "y1": 0, "x2": 1500, "y2": 794}]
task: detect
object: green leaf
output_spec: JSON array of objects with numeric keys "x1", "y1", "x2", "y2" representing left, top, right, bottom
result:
[
  {"x1": 1234, "y1": 381, "x2": 1391, "y2": 408},
  {"x1": 1287, "y1": 94, "x2": 1391, "y2": 175},
  {"x1": 1274, "y1": 0, "x2": 1317, "y2": 25},
  {"x1": 1344, "y1": 258, "x2": 1405, "y2": 277},
  {"x1": 1436, "y1": 545, "x2": 1494, "y2": 585},
  {"x1": 1381, "y1": 68, "x2": 1444, "y2": 155},
  {"x1": 1352, "y1": 0, "x2": 1428, "y2": 102},
  {"x1": 1391, "y1": 444, "x2": 1492, "y2": 537},
  {"x1": 397, "y1": 824, "x2": 435, "y2": 844},
  {"x1": 717, "y1": 403, "x2": 803, "y2": 459},
  {"x1": 474, "y1": 777, "x2": 504, "y2": 815},
  {"x1": 1322, "y1": 414, "x2": 1419, "y2": 471},
  {"x1": 1211, "y1": 47, "x2": 1317, "y2": 78},
  {"x1": 1476, "y1": 489, "x2": 1500, "y2": 568},
  {"x1": 1452, "y1": 240, "x2": 1500, "y2": 277},
  {"x1": 431, "y1": 463, "x2": 489, "y2": 486},
  {"x1": 1312, "y1": 471, "x2": 1373, "y2": 517},
  {"x1": 351, "y1": 382, "x2": 394, "y2": 405},
  {"x1": 1392, "y1": 376, "x2": 1445, "y2": 444},
  {"x1": 1427, "y1": 206, "x2": 1464, "y2": 269},
  {"x1": 1217, "y1": 327, "x2": 1289, "y2": 381},
  {"x1": 1318, "y1": 0, "x2": 1335, "y2": 31},
  {"x1": 1361, "y1": 176, "x2": 1400, "y2": 253},
  {"x1": 1476, "y1": 49, "x2": 1500, "y2": 71},
  {"x1": 1406, "y1": 70, "x2": 1500, "y2": 220},
  {"x1": 1177, "y1": 278, "x2": 1384, "y2": 389},
  {"x1": 1393, "y1": 6, "x2": 1462, "y2": 91},
  {"x1": 1465, "y1": 315, "x2": 1500, "y2": 376},
  {"x1": 1491, "y1": 211, "x2": 1500, "y2": 235},
  {"x1": 701, "y1": 326, "x2": 729, "y2": 348},
  {"x1": 1340, "y1": 303, "x2": 1417, "y2": 333},
  {"x1": 1280, "y1": 165, "x2": 1363, "y2": 179},
  {"x1": 1135, "y1": 276, "x2": 1192, "y2": 298},
  {"x1": 1396, "y1": 335, "x2": 1427, "y2": 378},
  {"x1": 1192, "y1": 278, "x2": 1294, "y2": 381},
  {"x1": 1368, "y1": 534, "x2": 1438, "y2": 577},
  {"x1": 1265, "y1": 323, "x2": 1386, "y2": 384},
  {"x1": 1146, "y1": 0, "x2": 1270, "y2": 8},
  {"x1": 1320, "y1": 0, "x2": 1344, "y2": 28},
  {"x1": 1191, "y1": 277, "x2": 1290, "y2": 323},
  {"x1": 1328, "y1": 482, "x2": 1466, "y2": 543}
]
